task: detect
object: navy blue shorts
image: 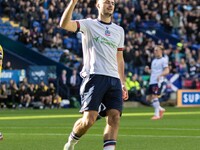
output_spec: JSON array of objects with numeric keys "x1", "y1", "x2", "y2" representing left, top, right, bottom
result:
[
  {"x1": 146, "y1": 84, "x2": 161, "y2": 95},
  {"x1": 79, "y1": 74, "x2": 123, "y2": 117}
]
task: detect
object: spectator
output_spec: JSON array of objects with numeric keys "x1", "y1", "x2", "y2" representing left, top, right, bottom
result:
[
  {"x1": 59, "y1": 49, "x2": 70, "y2": 66},
  {"x1": 35, "y1": 81, "x2": 48, "y2": 106},
  {"x1": 170, "y1": 11, "x2": 180, "y2": 36},
  {"x1": 0, "y1": 83, "x2": 8, "y2": 108},
  {"x1": 4, "y1": 61, "x2": 13, "y2": 70},
  {"x1": 69, "y1": 68, "x2": 81, "y2": 98},
  {"x1": 192, "y1": 78, "x2": 200, "y2": 89},
  {"x1": 58, "y1": 69, "x2": 70, "y2": 100},
  {"x1": 46, "y1": 82, "x2": 57, "y2": 108},
  {"x1": 132, "y1": 50, "x2": 144, "y2": 75},
  {"x1": 188, "y1": 59, "x2": 198, "y2": 78},
  {"x1": 7, "y1": 79, "x2": 19, "y2": 108},
  {"x1": 17, "y1": 84, "x2": 31, "y2": 108},
  {"x1": 128, "y1": 74, "x2": 142, "y2": 101},
  {"x1": 27, "y1": 83, "x2": 36, "y2": 104},
  {"x1": 52, "y1": 33, "x2": 63, "y2": 48},
  {"x1": 178, "y1": 58, "x2": 188, "y2": 77}
]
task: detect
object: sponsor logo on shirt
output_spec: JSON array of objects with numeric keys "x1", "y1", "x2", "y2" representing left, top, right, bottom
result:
[{"x1": 93, "y1": 36, "x2": 117, "y2": 49}]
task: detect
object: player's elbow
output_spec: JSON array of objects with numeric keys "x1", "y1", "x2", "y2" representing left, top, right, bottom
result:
[
  {"x1": 59, "y1": 21, "x2": 66, "y2": 29},
  {"x1": 166, "y1": 68, "x2": 170, "y2": 75},
  {"x1": 59, "y1": 19, "x2": 69, "y2": 29},
  {"x1": 59, "y1": 21, "x2": 76, "y2": 32}
]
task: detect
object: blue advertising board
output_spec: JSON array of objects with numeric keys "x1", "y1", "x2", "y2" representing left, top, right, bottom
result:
[
  {"x1": 177, "y1": 90, "x2": 200, "y2": 107},
  {"x1": 28, "y1": 66, "x2": 56, "y2": 84},
  {"x1": 0, "y1": 70, "x2": 26, "y2": 84}
]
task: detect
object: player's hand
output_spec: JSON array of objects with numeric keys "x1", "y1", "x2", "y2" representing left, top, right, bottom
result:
[
  {"x1": 71, "y1": 0, "x2": 78, "y2": 4},
  {"x1": 122, "y1": 85, "x2": 128, "y2": 101},
  {"x1": 157, "y1": 75, "x2": 162, "y2": 82}
]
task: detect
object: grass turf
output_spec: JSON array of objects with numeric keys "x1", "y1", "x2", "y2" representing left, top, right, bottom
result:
[{"x1": 0, "y1": 107, "x2": 200, "y2": 150}]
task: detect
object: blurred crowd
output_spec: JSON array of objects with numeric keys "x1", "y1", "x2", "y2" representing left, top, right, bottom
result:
[
  {"x1": 0, "y1": 61, "x2": 82, "y2": 109},
  {"x1": 0, "y1": 77, "x2": 61, "y2": 109},
  {"x1": 0, "y1": 0, "x2": 200, "y2": 102}
]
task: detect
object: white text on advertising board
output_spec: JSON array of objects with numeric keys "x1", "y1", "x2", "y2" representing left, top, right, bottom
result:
[{"x1": 183, "y1": 92, "x2": 200, "y2": 104}]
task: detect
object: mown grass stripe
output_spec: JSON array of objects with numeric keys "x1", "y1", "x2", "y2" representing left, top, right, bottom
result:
[
  {"x1": 3, "y1": 133, "x2": 200, "y2": 138},
  {"x1": 0, "y1": 111, "x2": 200, "y2": 120}
]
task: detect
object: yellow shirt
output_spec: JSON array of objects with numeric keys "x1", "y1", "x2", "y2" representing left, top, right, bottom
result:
[{"x1": 0, "y1": 45, "x2": 3, "y2": 72}]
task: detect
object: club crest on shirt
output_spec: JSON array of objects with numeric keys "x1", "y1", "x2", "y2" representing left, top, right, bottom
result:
[{"x1": 105, "y1": 27, "x2": 111, "y2": 36}]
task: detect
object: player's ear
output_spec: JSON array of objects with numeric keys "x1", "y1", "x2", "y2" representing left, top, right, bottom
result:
[{"x1": 96, "y1": 1, "x2": 100, "y2": 9}]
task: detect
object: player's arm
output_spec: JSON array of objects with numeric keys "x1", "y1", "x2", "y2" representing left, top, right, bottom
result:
[
  {"x1": 59, "y1": 0, "x2": 78, "y2": 32},
  {"x1": 158, "y1": 58, "x2": 169, "y2": 80},
  {"x1": 117, "y1": 51, "x2": 128, "y2": 100},
  {"x1": 157, "y1": 67, "x2": 169, "y2": 82},
  {"x1": 159, "y1": 67, "x2": 169, "y2": 77}
]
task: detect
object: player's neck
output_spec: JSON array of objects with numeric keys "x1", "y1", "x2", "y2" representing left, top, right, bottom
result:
[
  {"x1": 98, "y1": 15, "x2": 112, "y2": 24},
  {"x1": 156, "y1": 56, "x2": 162, "y2": 59}
]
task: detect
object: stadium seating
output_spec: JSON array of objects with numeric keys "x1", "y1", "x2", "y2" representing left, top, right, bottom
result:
[{"x1": 0, "y1": 18, "x2": 21, "y2": 41}]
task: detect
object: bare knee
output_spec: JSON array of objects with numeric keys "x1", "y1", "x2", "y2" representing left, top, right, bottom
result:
[
  {"x1": 82, "y1": 117, "x2": 95, "y2": 128},
  {"x1": 107, "y1": 110, "x2": 121, "y2": 126},
  {"x1": 82, "y1": 111, "x2": 98, "y2": 128},
  {"x1": 151, "y1": 94, "x2": 158, "y2": 100},
  {"x1": 146, "y1": 95, "x2": 152, "y2": 101}
]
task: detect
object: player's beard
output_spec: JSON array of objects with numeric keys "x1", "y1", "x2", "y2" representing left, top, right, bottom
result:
[
  {"x1": 102, "y1": 10, "x2": 113, "y2": 17},
  {"x1": 103, "y1": 12, "x2": 112, "y2": 17}
]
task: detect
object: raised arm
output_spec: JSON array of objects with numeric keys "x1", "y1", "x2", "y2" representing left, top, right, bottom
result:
[{"x1": 59, "y1": 0, "x2": 78, "y2": 32}]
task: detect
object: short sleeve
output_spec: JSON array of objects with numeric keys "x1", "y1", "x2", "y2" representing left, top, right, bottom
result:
[
  {"x1": 163, "y1": 58, "x2": 168, "y2": 68},
  {"x1": 77, "y1": 18, "x2": 92, "y2": 34},
  {"x1": 118, "y1": 27, "x2": 125, "y2": 50}
]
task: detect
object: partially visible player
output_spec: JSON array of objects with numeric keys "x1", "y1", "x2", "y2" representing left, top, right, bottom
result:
[
  {"x1": 0, "y1": 45, "x2": 4, "y2": 140},
  {"x1": 0, "y1": 45, "x2": 3, "y2": 72},
  {"x1": 145, "y1": 45, "x2": 169, "y2": 120},
  {"x1": 0, "y1": 132, "x2": 3, "y2": 140}
]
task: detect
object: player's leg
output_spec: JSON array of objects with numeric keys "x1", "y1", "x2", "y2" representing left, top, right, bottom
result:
[
  {"x1": 151, "y1": 94, "x2": 161, "y2": 119},
  {"x1": 0, "y1": 132, "x2": 3, "y2": 140},
  {"x1": 103, "y1": 109, "x2": 120, "y2": 150},
  {"x1": 158, "y1": 82, "x2": 166, "y2": 118},
  {"x1": 102, "y1": 77, "x2": 123, "y2": 150},
  {"x1": 64, "y1": 74, "x2": 107, "y2": 150},
  {"x1": 147, "y1": 84, "x2": 163, "y2": 120},
  {"x1": 152, "y1": 83, "x2": 166, "y2": 119},
  {"x1": 147, "y1": 92, "x2": 160, "y2": 119},
  {"x1": 64, "y1": 111, "x2": 98, "y2": 150},
  {"x1": 146, "y1": 95, "x2": 152, "y2": 102}
]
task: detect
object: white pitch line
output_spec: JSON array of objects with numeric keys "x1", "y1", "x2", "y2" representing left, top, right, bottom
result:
[
  {"x1": 3, "y1": 133, "x2": 200, "y2": 139},
  {"x1": 121, "y1": 127, "x2": 200, "y2": 131},
  {"x1": 0, "y1": 111, "x2": 200, "y2": 120}
]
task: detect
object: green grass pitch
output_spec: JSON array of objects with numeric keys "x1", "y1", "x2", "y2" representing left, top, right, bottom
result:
[{"x1": 0, "y1": 107, "x2": 200, "y2": 150}]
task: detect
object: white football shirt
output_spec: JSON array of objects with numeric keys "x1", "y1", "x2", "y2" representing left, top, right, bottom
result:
[
  {"x1": 78, "y1": 18, "x2": 124, "y2": 79},
  {"x1": 149, "y1": 57, "x2": 168, "y2": 85}
]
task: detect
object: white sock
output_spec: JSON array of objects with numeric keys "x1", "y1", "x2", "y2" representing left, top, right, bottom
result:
[
  {"x1": 103, "y1": 140, "x2": 116, "y2": 150},
  {"x1": 69, "y1": 132, "x2": 79, "y2": 144},
  {"x1": 104, "y1": 145, "x2": 115, "y2": 150},
  {"x1": 159, "y1": 106, "x2": 165, "y2": 111},
  {"x1": 152, "y1": 99, "x2": 160, "y2": 117},
  {"x1": 64, "y1": 132, "x2": 79, "y2": 150}
]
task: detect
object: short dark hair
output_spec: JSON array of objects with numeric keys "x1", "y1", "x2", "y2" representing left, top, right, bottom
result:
[{"x1": 156, "y1": 45, "x2": 164, "y2": 51}]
